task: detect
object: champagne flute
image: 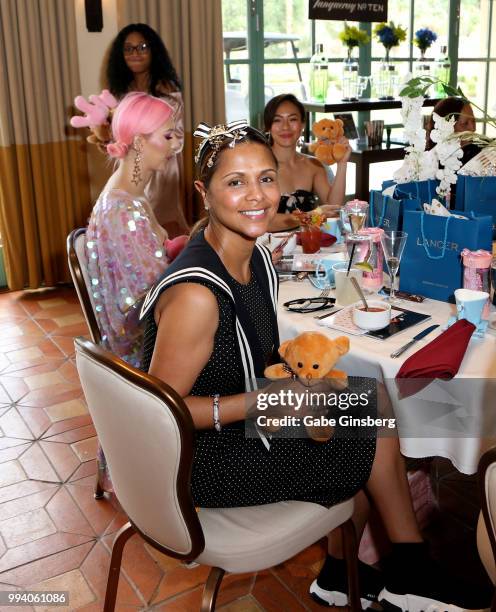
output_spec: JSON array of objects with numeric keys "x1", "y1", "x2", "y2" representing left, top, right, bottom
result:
[{"x1": 380, "y1": 231, "x2": 408, "y2": 302}]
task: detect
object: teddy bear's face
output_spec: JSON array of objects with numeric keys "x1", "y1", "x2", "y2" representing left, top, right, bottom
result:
[
  {"x1": 280, "y1": 332, "x2": 349, "y2": 386},
  {"x1": 312, "y1": 119, "x2": 344, "y2": 141}
]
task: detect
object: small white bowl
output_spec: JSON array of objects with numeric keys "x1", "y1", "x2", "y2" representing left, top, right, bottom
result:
[{"x1": 352, "y1": 300, "x2": 391, "y2": 331}]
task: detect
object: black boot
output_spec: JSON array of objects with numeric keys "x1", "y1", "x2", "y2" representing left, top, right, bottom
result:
[
  {"x1": 379, "y1": 542, "x2": 491, "y2": 612},
  {"x1": 309, "y1": 554, "x2": 384, "y2": 608}
]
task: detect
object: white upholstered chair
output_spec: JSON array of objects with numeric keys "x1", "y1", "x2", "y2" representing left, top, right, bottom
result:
[
  {"x1": 67, "y1": 229, "x2": 105, "y2": 499},
  {"x1": 477, "y1": 447, "x2": 496, "y2": 611},
  {"x1": 74, "y1": 337, "x2": 363, "y2": 611}
]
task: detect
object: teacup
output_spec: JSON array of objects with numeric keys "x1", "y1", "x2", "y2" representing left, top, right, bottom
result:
[
  {"x1": 454, "y1": 288, "x2": 490, "y2": 327},
  {"x1": 310, "y1": 253, "x2": 347, "y2": 289},
  {"x1": 322, "y1": 218, "x2": 343, "y2": 244},
  {"x1": 352, "y1": 301, "x2": 391, "y2": 331}
]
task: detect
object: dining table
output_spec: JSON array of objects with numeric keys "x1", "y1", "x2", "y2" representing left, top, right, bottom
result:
[{"x1": 276, "y1": 247, "x2": 496, "y2": 475}]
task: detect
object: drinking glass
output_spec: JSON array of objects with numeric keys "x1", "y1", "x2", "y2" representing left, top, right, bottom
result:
[
  {"x1": 333, "y1": 262, "x2": 363, "y2": 306},
  {"x1": 380, "y1": 231, "x2": 408, "y2": 302},
  {"x1": 300, "y1": 226, "x2": 322, "y2": 254}
]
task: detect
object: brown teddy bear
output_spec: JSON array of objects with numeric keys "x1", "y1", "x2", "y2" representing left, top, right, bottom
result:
[
  {"x1": 308, "y1": 118, "x2": 347, "y2": 166},
  {"x1": 262, "y1": 332, "x2": 350, "y2": 442}
]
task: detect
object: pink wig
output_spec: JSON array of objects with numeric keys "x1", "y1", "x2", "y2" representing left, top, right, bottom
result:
[{"x1": 106, "y1": 92, "x2": 174, "y2": 159}]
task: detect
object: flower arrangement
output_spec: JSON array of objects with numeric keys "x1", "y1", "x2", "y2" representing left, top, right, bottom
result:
[
  {"x1": 429, "y1": 112, "x2": 463, "y2": 196},
  {"x1": 393, "y1": 82, "x2": 438, "y2": 185},
  {"x1": 293, "y1": 208, "x2": 326, "y2": 228},
  {"x1": 339, "y1": 23, "x2": 370, "y2": 53},
  {"x1": 374, "y1": 22, "x2": 407, "y2": 51},
  {"x1": 394, "y1": 75, "x2": 463, "y2": 198},
  {"x1": 414, "y1": 28, "x2": 437, "y2": 54}
]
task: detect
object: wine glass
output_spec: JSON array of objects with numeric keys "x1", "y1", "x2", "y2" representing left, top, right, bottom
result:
[{"x1": 380, "y1": 231, "x2": 408, "y2": 302}]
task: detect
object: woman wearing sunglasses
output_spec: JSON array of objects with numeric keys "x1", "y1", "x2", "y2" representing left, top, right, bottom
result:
[{"x1": 104, "y1": 23, "x2": 188, "y2": 235}]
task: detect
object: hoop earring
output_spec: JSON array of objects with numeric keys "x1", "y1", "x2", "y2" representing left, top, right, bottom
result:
[{"x1": 131, "y1": 143, "x2": 143, "y2": 186}]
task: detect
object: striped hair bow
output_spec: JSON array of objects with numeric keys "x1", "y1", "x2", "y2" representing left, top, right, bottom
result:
[{"x1": 193, "y1": 120, "x2": 249, "y2": 167}]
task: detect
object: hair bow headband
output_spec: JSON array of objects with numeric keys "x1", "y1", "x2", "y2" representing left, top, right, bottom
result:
[{"x1": 194, "y1": 120, "x2": 249, "y2": 167}]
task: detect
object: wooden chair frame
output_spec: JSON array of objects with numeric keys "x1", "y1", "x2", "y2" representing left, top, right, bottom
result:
[
  {"x1": 75, "y1": 338, "x2": 362, "y2": 611},
  {"x1": 478, "y1": 446, "x2": 496, "y2": 612},
  {"x1": 67, "y1": 229, "x2": 105, "y2": 498}
]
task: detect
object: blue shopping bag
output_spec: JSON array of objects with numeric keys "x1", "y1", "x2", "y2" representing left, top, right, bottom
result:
[
  {"x1": 454, "y1": 175, "x2": 496, "y2": 238},
  {"x1": 369, "y1": 183, "x2": 422, "y2": 232},
  {"x1": 399, "y1": 210, "x2": 493, "y2": 302},
  {"x1": 390, "y1": 179, "x2": 441, "y2": 206}
]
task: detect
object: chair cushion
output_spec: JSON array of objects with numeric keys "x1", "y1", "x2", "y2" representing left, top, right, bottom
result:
[
  {"x1": 196, "y1": 498, "x2": 353, "y2": 573},
  {"x1": 477, "y1": 512, "x2": 496, "y2": 584}
]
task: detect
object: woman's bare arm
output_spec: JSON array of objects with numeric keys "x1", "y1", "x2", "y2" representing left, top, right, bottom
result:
[
  {"x1": 312, "y1": 137, "x2": 352, "y2": 213},
  {"x1": 149, "y1": 283, "x2": 253, "y2": 428}
]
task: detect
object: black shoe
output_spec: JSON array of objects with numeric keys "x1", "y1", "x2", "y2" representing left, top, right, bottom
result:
[
  {"x1": 379, "y1": 544, "x2": 491, "y2": 612},
  {"x1": 309, "y1": 554, "x2": 384, "y2": 609}
]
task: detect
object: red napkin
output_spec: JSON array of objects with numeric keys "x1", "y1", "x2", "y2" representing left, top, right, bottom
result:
[
  {"x1": 395, "y1": 319, "x2": 476, "y2": 398},
  {"x1": 295, "y1": 232, "x2": 337, "y2": 247}
]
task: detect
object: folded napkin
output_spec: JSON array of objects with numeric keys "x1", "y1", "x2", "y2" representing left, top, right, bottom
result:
[
  {"x1": 422, "y1": 199, "x2": 467, "y2": 220},
  {"x1": 395, "y1": 319, "x2": 476, "y2": 398},
  {"x1": 296, "y1": 232, "x2": 336, "y2": 247}
]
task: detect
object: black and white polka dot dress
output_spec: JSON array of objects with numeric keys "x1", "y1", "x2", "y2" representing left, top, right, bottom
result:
[{"x1": 142, "y1": 270, "x2": 377, "y2": 509}]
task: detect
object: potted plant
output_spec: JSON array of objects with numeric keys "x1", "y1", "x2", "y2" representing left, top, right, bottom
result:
[
  {"x1": 339, "y1": 23, "x2": 371, "y2": 101},
  {"x1": 414, "y1": 28, "x2": 438, "y2": 60},
  {"x1": 339, "y1": 23, "x2": 370, "y2": 61},
  {"x1": 374, "y1": 22, "x2": 407, "y2": 63},
  {"x1": 374, "y1": 22, "x2": 407, "y2": 99}
]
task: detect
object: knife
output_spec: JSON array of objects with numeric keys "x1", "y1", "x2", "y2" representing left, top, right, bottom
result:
[{"x1": 390, "y1": 324, "x2": 440, "y2": 359}]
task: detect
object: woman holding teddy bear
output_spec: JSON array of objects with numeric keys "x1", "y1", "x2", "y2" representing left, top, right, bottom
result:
[
  {"x1": 138, "y1": 120, "x2": 485, "y2": 612},
  {"x1": 264, "y1": 94, "x2": 351, "y2": 231}
]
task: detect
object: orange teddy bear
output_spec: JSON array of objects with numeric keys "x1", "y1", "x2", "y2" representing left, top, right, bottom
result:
[
  {"x1": 308, "y1": 118, "x2": 347, "y2": 165},
  {"x1": 262, "y1": 332, "x2": 350, "y2": 442}
]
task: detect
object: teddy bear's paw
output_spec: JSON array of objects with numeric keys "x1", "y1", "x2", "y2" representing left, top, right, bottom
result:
[
  {"x1": 325, "y1": 370, "x2": 348, "y2": 390},
  {"x1": 264, "y1": 364, "x2": 291, "y2": 379},
  {"x1": 305, "y1": 424, "x2": 334, "y2": 443},
  {"x1": 332, "y1": 143, "x2": 348, "y2": 161}
]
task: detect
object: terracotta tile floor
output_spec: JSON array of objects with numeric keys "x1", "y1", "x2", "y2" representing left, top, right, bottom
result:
[{"x1": 0, "y1": 286, "x2": 492, "y2": 611}]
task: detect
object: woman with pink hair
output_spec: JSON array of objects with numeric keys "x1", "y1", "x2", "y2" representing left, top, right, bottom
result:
[{"x1": 86, "y1": 92, "x2": 184, "y2": 369}]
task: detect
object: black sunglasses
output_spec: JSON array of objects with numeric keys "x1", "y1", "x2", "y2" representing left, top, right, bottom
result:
[{"x1": 283, "y1": 297, "x2": 335, "y2": 313}]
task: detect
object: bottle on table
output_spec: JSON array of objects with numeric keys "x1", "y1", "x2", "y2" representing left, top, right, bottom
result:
[
  {"x1": 461, "y1": 248, "x2": 492, "y2": 318},
  {"x1": 434, "y1": 46, "x2": 451, "y2": 94},
  {"x1": 309, "y1": 44, "x2": 329, "y2": 102}
]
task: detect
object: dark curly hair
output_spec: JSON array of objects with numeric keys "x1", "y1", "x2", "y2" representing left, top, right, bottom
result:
[{"x1": 106, "y1": 23, "x2": 181, "y2": 99}]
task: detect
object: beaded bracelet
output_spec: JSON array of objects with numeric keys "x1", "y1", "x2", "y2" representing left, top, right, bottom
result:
[{"x1": 212, "y1": 394, "x2": 221, "y2": 432}]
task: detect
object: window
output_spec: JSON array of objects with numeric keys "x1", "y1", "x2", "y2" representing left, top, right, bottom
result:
[{"x1": 222, "y1": 1, "x2": 496, "y2": 130}]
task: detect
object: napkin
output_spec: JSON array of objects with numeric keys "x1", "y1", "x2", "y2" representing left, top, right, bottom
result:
[
  {"x1": 296, "y1": 232, "x2": 337, "y2": 247},
  {"x1": 423, "y1": 199, "x2": 467, "y2": 220},
  {"x1": 395, "y1": 319, "x2": 476, "y2": 398}
]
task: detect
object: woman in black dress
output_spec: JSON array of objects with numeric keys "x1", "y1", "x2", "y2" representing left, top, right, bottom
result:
[
  {"x1": 264, "y1": 94, "x2": 351, "y2": 231},
  {"x1": 139, "y1": 123, "x2": 486, "y2": 612}
]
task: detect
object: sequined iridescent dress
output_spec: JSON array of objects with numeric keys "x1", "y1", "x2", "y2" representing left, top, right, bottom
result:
[
  {"x1": 86, "y1": 188, "x2": 169, "y2": 368},
  {"x1": 145, "y1": 91, "x2": 188, "y2": 232}
]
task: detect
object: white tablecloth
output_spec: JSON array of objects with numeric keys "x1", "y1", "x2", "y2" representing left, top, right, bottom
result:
[{"x1": 277, "y1": 278, "x2": 496, "y2": 474}]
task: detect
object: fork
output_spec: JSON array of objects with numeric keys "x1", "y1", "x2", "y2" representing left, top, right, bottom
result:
[
  {"x1": 300, "y1": 286, "x2": 331, "y2": 310},
  {"x1": 314, "y1": 307, "x2": 343, "y2": 320}
]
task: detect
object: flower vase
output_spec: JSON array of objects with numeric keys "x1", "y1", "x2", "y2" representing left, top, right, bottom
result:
[
  {"x1": 414, "y1": 49, "x2": 431, "y2": 92},
  {"x1": 376, "y1": 49, "x2": 397, "y2": 100},
  {"x1": 342, "y1": 49, "x2": 359, "y2": 101}
]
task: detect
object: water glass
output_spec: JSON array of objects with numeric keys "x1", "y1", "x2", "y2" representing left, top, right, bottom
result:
[{"x1": 333, "y1": 262, "x2": 363, "y2": 306}]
